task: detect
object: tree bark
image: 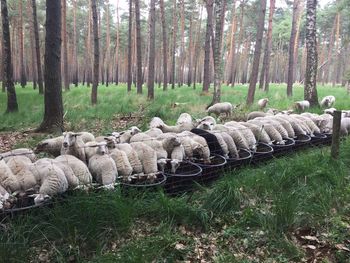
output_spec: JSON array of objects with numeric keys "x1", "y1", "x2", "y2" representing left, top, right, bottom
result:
[
  {"x1": 203, "y1": 0, "x2": 214, "y2": 93},
  {"x1": 226, "y1": 0, "x2": 237, "y2": 86},
  {"x1": 246, "y1": 0, "x2": 267, "y2": 105},
  {"x1": 259, "y1": 0, "x2": 275, "y2": 92},
  {"x1": 170, "y1": 0, "x2": 177, "y2": 89},
  {"x1": 19, "y1": 0, "x2": 26, "y2": 88},
  {"x1": 91, "y1": 0, "x2": 99, "y2": 104},
  {"x1": 36, "y1": 0, "x2": 63, "y2": 131},
  {"x1": 1, "y1": 0, "x2": 18, "y2": 112},
  {"x1": 286, "y1": 0, "x2": 300, "y2": 97},
  {"x1": 115, "y1": 0, "x2": 120, "y2": 85},
  {"x1": 72, "y1": 0, "x2": 78, "y2": 87},
  {"x1": 134, "y1": 0, "x2": 142, "y2": 94},
  {"x1": 147, "y1": 0, "x2": 156, "y2": 100},
  {"x1": 159, "y1": 0, "x2": 168, "y2": 91},
  {"x1": 304, "y1": 0, "x2": 318, "y2": 106},
  {"x1": 211, "y1": 0, "x2": 226, "y2": 105},
  {"x1": 61, "y1": 0, "x2": 69, "y2": 91},
  {"x1": 178, "y1": 0, "x2": 185, "y2": 87},
  {"x1": 31, "y1": 0, "x2": 43, "y2": 94},
  {"x1": 127, "y1": 0, "x2": 132, "y2": 92},
  {"x1": 192, "y1": 6, "x2": 203, "y2": 89}
]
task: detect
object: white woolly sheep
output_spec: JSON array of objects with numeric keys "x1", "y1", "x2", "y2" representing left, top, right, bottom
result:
[
  {"x1": 61, "y1": 132, "x2": 87, "y2": 163},
  {"x1": 130, "y1": 142, "x2": 158, "y2": 176},
  {"x1": 248, "y1": 120, "x2": 285, "y2": 145},
  {"x1": 320, "y1": 95, "x2": 335, "y2": 108},
  {"x1": 109, "y1": 148, "x2": 133, "y2": 179},
  {"x1": 115, "y1": 143, "x2": 144, "y2": 175},
  {"x1": 55, "y1": 155, "x2": 92, "y2": 186},
  {"x1": 207, "y1": 102, "x2": 233, "y2": 117},
  {"x1": 225, "y1": 121, "x2": 257, "y2": 151},
  {"x1": 258, "y1": 98, "x2": 269, "y2": 110},
  {"x1": 35, "y1": 136, "x2": 64, "y2": 157},
  {"x1": 176, "y1": 113, "x2": 193, "y2": 126},
  {"x1": 271, "y1": 116, "x2": 296, "y2": 138},
  {"x1": 179, "y1": 131, "x2": 211, "y2": 163},
  {"x1": 170, "y1": 145, "x2": 185, "y2": 173},
  {"x1": 288, "y1": 115, "x2": 313, "y2": 135},
  {"x1": 6, "y1": 156, "x2": 37, "y2": 192},
  {"x1": 294, "y1": 100, "x2": 310, "y2": 112},
  {"x1": 213, "y1": 124, "x2": 250, "y2": 149},
  {"x1": 324, "y1": 107, "x2": 337, "y2": 115},
  {"x1": 291, "y1": 115, "x2": 321, "y2": 135},
  {"x1": 255, "y1": 117, "x2": 290, "y2": 139},
  {"x1": 218, "y1": 131, "x2": 239, "y2": 158},
  {"x1": 117, "y1": 126, "x2": 142, "y2": 143},
  {"x1": 247, "y1": 111, "x2": 268, "y2": 121},
  {"x1": 276, "y1": 114, "x2": 307, "y2": 135},
  {"x1": 88, "y1": 142, "x2": 117, "y2": 189},
  {"x1": 144, "y1": 128, "x2": 163, "y2": 138},
  {"x1": 317, "y1": 114, "x2": 333, "y2": 133},
  {"x1": 340, "y1": 118, "x2": 350, "y2": 136},
  {"x1": 1, "y1": 148, "x2": 37, "y2": 162},
  {"x1": 239, "y1": 122, "x2": 272, "y2": 145},
  {"x1": 0, "y1": 158, "x2": 20, "y2": 193},
  {"x1": 175, "y1": 136, "x2": 207, "y2": 162},
  {"x1": 150, "y1": 117, "x2": 193, "y2": 133},
  {"x1": 78, "y1": 132, "x2": 95, "y2": 143}
]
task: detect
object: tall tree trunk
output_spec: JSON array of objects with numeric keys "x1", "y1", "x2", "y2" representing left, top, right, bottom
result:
[
  {"x1": 246, "y1": 0, "x2": 267, "y2": 105},
  {"x1": 91, "y1": 0, "x2": 99, "y2": 104},
  {"x1": 32, "y1": 0, "x2": 43, "y2": 94},
  {"x1": 304, "y1": 0, "x2": 318, "y2": 106},
  {"x1": 72, "y1": 0, "x2": 78, "y2": 87},
  {"x1": 62, "y1": 0, "x2": 69, "y2": 91},
  {"x1": 192, "y1": 6, "x2": 203, "y2": 89},
  {"x1": 333, "y1": 12, "x2": 340, "y2": 86},
  {"x1": 170, "y1": 0, "x2": 177, "y2": 89},
  {"x1": 27, "y1": 0, "x2": 36, "y2": 90},
  {"x1": 187, "y1": 17, "x2": 193, "y2": 87},
  {"x1": 115, "y1": 0, "x2": 120, "y2": 85},
  {"x1": 203, "y1": 0, "x2": 214, "y2": 93},
  {"x1": 226, "y1": 0, "x2": 237, "y2": 86},
  {"x1": 178, "y1": 0, "x2": 185, "y2": 87},
  {"x1": 286, "y1": 0, "x2": 300, "y2": 97},
  {"x1": 234, "y1": 2, "x2": 246, "y2": 85},
  {"x1": 211, "y1": 0, "x2": 226, "y2": 104},
  {"x1": 36, "y1": 0, "x2": 63, "y2": 131},
  {"x1": 135, "y1": 0, "x2": 142, "y2": 94},
  {"x1": 147, "y1": 0, "x2": 156, "y2": 100},
  {"x1": 1, "y1": 0, "x2": 18, "y2": 112},
  {"x1": 105, "y1": 0, "x2": 111, "y2": 87},
  {"x1": 19, "y1": 0, "x2": 26, "y2": 88},
  {"x1": 259, "y1": 0, "x2": 275, "y2": 92},
  {"x1": 159, "y1": 0, "x2": 168, "y2": 91},
  {"x1": 127, "y1": 0, "x2": 132, "y2": 92}
]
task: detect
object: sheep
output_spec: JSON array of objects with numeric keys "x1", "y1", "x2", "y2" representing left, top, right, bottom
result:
[
  {"x1": 255, "y1": 117, "x2": 290, "y2": 139},
  {"x1": 179, "y1": 131, "x2": 211, "y2": 163},
  {"x1": 6, "y1": 156, "x2": 37, "y2": 192},
  {"x1": 248, "y1": 120, "x2": 285, "y2": 145},
  {"x1": 95, "y1": 136, "x2": 119, "y2": 148},
  {"x1": 207, "y1": 102, "x2": 233, "y2": 117},
  {"x1": 271, "y1": 116, "x2": 296, "y2": 138},
  {"x1": 109, "y1": 148, "x2": 133, "y2": 179},
  {"x1": 218, "y1": 131, "x2": 239, "y2": 158},
  {"x1": 288, "y1": 115, "x2": 313, "y2": 134},
  {"x1": 225, "y1": 121, "x2": 257, "y2": 151},
  {"x1": 320, "y1": 95, "x2": 335, "y2": 108},
  {"x1": 342, "y1": 110, "x2": 350, "y2": 118},
  {"x1": 130, "y1": 142, "x2": 158, "y2": 177},
  {"x1": 35, "y1": 136, "x2": 64, "y2": 157},
  {"x1": 340, "y1": 118, "x2": 350, "y2": 136},
  {"x1": 55, "y1": 155, "x2": 92, "y2": 186},
  {"x1": 213, "y1": 124, "x2": 250, "y2": 149},
  {"x1": 78, "y1": 132, "x2": 95, "y2": 143},
  {"x1": 276, "y1": 114, "x2": 307, "y2": 136},
  {"x1": 144, "y1": 128, "x2": 163, "y2": 138},
  {"x1": 258, "y1": 98, "x2": 269, "y2": 110},
  {"x1": 150, "y1": 117, "x2": 193, "y2": 133},
  {"x1": 294, "y1": 100, "x2": 310, "y2": 112},
  {"x1": 291, "y1": 114, "x2": 321, "y2": 135},
  {"x1": 88, "y1": 142, "x2": 117, "y2": 189},
  {"x1": 1, "y1": 148, "x2": 37, "y2": 162},
  {"x1": 115, "y1": 143, "x2": 143, "y2": 175},
  {"x1": 0, "y1": 158, "x2": 20, "y2": 193},
  {"x1": 239, "y1": 122, "x2": 272, "y2": 145},
  {"x1": 61, "y1": 132, "x2": 87, "y2": 163},
  {"x1": 0, "y1": 184, "x2": 10, "y2": 209},
  {"x1": 175, "y1": 136, "x2": 207, "y2": 162},
  {"x1": 247, "y1": 111, "x2": 268, "y2": 121},
  {"x1": 198, "y1": 116, "x2": 217, "y2": 126},
  {"x1": 317, "y1": 114, "x2": 333, "y2": 133},
  {"x1": 266, "y1": 108, "x2": 280, "y2": 115},
  {"x1": 116, "y1": 126, "x2": 142, "y2": 143},
  {"x1": 324, "y1": 107, "x2": 337, "y2": 115},
  {"x1": 176, "y1": 113, "x2": 193, "y2": 125},
  {"x1": 170, "y1": 145, "x2": 185, "y2": 174},
  {"x1": 30, "y1": 163, "x2": 68, "y2": 205},
  {"x1": 190, "y1": 128, "x2": 227, "y2": 158}
]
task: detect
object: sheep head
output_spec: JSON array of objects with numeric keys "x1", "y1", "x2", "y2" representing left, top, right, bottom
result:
[
  {"x1": 33, "y1": 193, "x2": 51, "y2": 205},
  {"x1": 62, "y1": 132, "x2": 82, "y2": 148},
  {"x1": 95, "y1": 142, "x2": 109, "y2": 155},
  {"x1": 170, "y1": 159, "x2": 181, "y2": 174}
]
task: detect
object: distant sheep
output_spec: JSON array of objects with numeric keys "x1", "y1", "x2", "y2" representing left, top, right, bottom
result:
[
  {"x1": 207, "y1": 102, "x2": 233, "y2": 118},
  {"x1": 294, "y1": 100, "x2": 310, "y2": 112},
  {"x1": 320, "y1": 96, "x2": 335, "y2": 108},
  {"x1": 258, "y1": 98, "x2": 269, "y2": 110}
]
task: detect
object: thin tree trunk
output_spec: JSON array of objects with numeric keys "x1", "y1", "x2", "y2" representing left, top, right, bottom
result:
[
  {"x1": 91, "y1": 0, "x2": 99, "y2": 104},
  {"x1": 226, "y1": 0, "x2": 237, "y2": 85},
  {"x1": 115, "y1": 0, "x2": 120, "y2": 85},
  {"x1": 259, "y1": 0, "x2": 275, "y2": 92},
  {"x1": 170, "y1": 0, "x2": 177, "y2": 89},
  {"x1": 36, "y1": 0, "x2": 63, "y2": 131},
  {"x1": 187, "y1": 17, "x2": 193, "y2": 87},
  {"x1": 203, "y1": 0, "x2": 214, "y2": 92},
  {"x1": 159, "y1": 0, "x2": 168, "y2": 91},
  {"x1": 286, "y1": 0, "x2": 300, "y2": 97},
  {"x1": 31, "y1": 0, "x2": 43, "y2": 94},
  {"x1": 333, "y1": 12, "x2": 340, "y2": 86},
  {"x1": 135, "y1": 0, "x2": 142, "y2": 94},
  {"x1": 147, "y1": 0, "x2": 156, "y2": 100},
  {"x1": 62, "y1": 0, "x2": 69, "y2": 91},
  {"x1": 127, "y1": 0, "x2": 132, "y2": 92},
  {"x1": 27, "y1": 0, "x2": 36, "y2": 90},
  {"x1": 192, "y1": 6, "x2": 203, "y2": 89},
  {"x1": 246, "y1": 0, "x2": 267, "y2": 105},
  {"x1": 105, "y1": 0, "x2": 111, "y2": 87},
  {"x1": 73, "y1": 0, "x2": 78, "y2": 86},
  {"x1": 19, "y1": 0, "x2": 26, "y2": 88},
  {"x1": 1, "y1": 0, "x2": 18, "y2": 112},
  {"x1": 178, "y1": 0, "x2": 185, "y2": 87},
  {"x1": 304, "y1": 0, "x2": 318, "y2": 106}
]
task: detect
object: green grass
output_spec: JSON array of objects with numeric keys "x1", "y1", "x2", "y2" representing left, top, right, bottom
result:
[{"x1": 1, "y1": 83, "x2": 350, "y2": 262}]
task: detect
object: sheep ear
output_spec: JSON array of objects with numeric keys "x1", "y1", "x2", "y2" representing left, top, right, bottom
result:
[
  {"x1": 62, "y1": 132, "x2": 67, "y2": 136},
  {"x1": 73, "y1": 132, "x2": 83, "y2": 137}
]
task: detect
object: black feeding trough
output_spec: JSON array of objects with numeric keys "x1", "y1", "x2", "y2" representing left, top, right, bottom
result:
[
  {"x1": 293, "y1": 134, "x2": 311, "y2": 151},
  {"x1": 272, "y1": 138, "x2": 295, "y2": 157},
  {"x1": 250, "y1": 142, "x2": 274, "y2": 165},
  {"x1": 323, "y1": 132, "x2": 333, "y2": 145},
  {"x1": 190, "y1": 154, "x2": 227, "y2": 185},
  {"x1": 226, "y1": 148, "x2": 252, "y2": 169},
  {"x1": 120, "y1": 172, "x2": 167, "y2": 192},
  {"x1": 310, "y1": 133, "x2": 328, "y2": 146},
  {"x1": 163, "y1": 161, "x2": 202, "y2": 195}
]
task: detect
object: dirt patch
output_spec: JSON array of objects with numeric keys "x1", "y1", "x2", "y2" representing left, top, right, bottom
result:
[{"x1": 0, "y1": 132, "x2": 31, "y2": 152}]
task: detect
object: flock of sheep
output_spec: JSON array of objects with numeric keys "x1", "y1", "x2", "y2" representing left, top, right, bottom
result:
[{"x1": 1, "y1": 94, "x2": 349, "y2": 210}]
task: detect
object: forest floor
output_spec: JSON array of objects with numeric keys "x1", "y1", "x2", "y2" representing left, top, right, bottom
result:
[{"x1": 0, "y1": 83, "x2": 350, "y2": 262}]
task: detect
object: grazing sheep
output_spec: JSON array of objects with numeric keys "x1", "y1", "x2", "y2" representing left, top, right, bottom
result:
[
  {"x1": 324, "y1": 107, "x2": 337, "y2": 115},
  {"x1": 225, "y1": 121, "x2": 257, "y2": 151},
  {"x1": 61, "y1": 132, "x2": 87, "y2": 163},
  {"x1": 247, "y1": 111, "x2": 268, "y2": 120},
  {"x1": 1, "y1": 148, "x2": 37, "y2": 162},
  {"x1": 130, "y1": 142, "x2": 158, "y2": 176},
  {"x1": 207, "y1": 102, "x2": 233, "y2": 117},
  {"x1": 116, "y1": 127, "x2": 142, "y2": 143},
  {"x1": 217, "y1": 131, "x2": 239, "y2": 158},
  {"x1": 248, "y1": 120, "x2": 285, "y2": 145},
  {"x1": 6, "y1": 156, "x2": 37, "y2": 191},
  {"x1": 213, "y1": 124, "x2": 250, "y2": 150},
  {"x1": 55, "y1": 155, "x2": 92, "y2": 186},
  {"x1": 317, "y1": 114, "x2": 333, "y2": 133},
  {"x1": 176, "y1": 113, "x2": 193, "y2": 125},
  {"x1": 288, "y1": 115, "x2": 312, "y2": 134},
  {"x1": 320, "y1": 95, "x2": 336, "y2": 108},
  {"x1": 0, "y1": 158, "x2": 20, "y2": 193},
  {"x1": 340, "y1": 118, "x2": 350, "y2": 136},
  {"x1": 115, "y1": 143, "x2": 143, "y2": 175},
  {"x1": 88, "y1": 142, "x2": 117, "y2": 189},
  {"x1": 170, "y1": 145, "x2": 185, "y2": 174},
  {"x1": 258, "y1": 98, "x2": 269, "y2": 110},
  {"x1": 35, "y1": 136, "x2": 64, "y2": 157},
  {"x1": 95, "y1": 136, "x2": 119, "y2": 148},
  {"x1": 271, "y1": 116, "x2": 296, "y2": 138},
  {"x1": 144, "y1": 128, "x2": 163, "y2": 138},
  {"x1": 150, "y1": 117, "x2": 193, "y2": 133},
  {"x1": 291, "y1": 115, "x2": 321, "y2": 135},
  {"x1": 31, "y1": 163, "x2": 68, "y2": 205},
  {"x1": 255, "y1": 117, "x2": 290, "y2": 139},
  {"x1": 176, "y1": 136, "x2": 207, "y2": 162},
  {"x1": 190, "y1": 128, "x2": 227, "y2": 157},
  {"x1": 198, "y1": 116, "x2": 217, "y2": 126},
  {"x1": 109, "y1": 148, "x2": 133, "y2": 178},
  {"x1": 294, "y1": 100, "x2": 310, "y2": 112},
  {"x1": 266, "y1": 108, "x2": 280, "y2": 115},
  {"x1": 78, "y1": 132, "x2": 95, "y2": 143},
  {"x1": 276, "y1": 114, "x2": 307, "y2": 135},
  {"x1": 342, "y1": 110, "x2": 350, "y2": 118},
  {"x1": 239, "y1": 122, "x2": 272, "y2": 145},
  {"x1": 180, "y1": 131, "x2": 211, "y2": 163}
]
